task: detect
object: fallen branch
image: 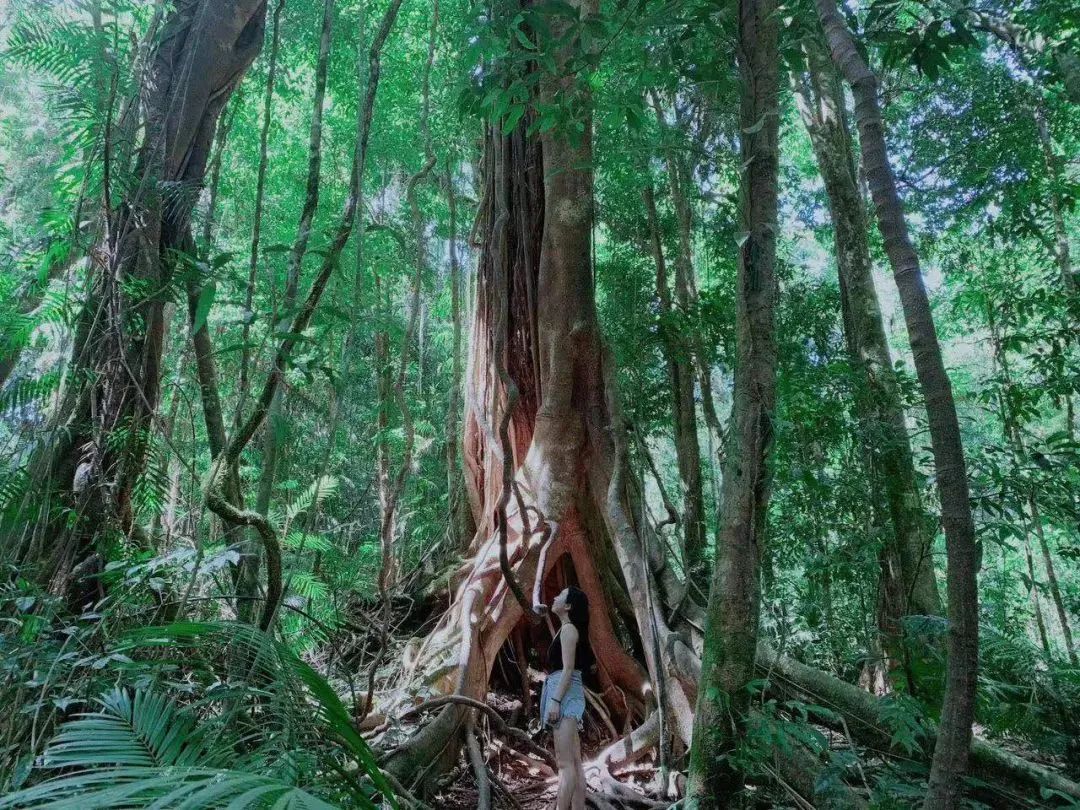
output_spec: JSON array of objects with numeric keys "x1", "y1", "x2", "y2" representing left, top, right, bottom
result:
[{"x1": 756, "y1": 643, "x2": 1080, "y2": 802}]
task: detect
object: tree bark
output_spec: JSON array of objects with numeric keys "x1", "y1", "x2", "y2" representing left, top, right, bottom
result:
[
  {"x1": 686, "y1": 0, "x2": 780, "y2": 803},
  {"x1": 794, "y1": 39, "x2": 942, "y2": 685},
  {"x1": 11, "y1": 0, "x2": 268, "y2": 603},
  {"x1": 814, "y1": 2, "x2": 980, "y2": 806},
  {"x1": 1033, "y1": 103, "x2": 1075, "y2": 295},
  {"x1": 642, "y1": 179, "x2": 705, "y2": 575},
  {"x1": 245, "y1": 0, "x2": 336, "y2": 612}
]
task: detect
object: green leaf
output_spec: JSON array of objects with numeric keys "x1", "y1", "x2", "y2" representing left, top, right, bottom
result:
[
  {"x1": 514, "y1": 27, "x2": 535, "y2": 50},
  {"x1": 192, "y1": 282, "x2": 216, "y2": 335},
  {"x1": 502, "y1": 104, "x2": 526, "y2": 134}
]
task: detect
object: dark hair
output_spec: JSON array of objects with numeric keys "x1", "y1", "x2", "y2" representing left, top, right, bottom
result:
[{"x1": 565, "y1": 586, "x2": 595, "y2": 672}]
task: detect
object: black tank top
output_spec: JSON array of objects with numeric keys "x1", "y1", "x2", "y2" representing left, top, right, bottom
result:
[{"x1": 546, "y1": 624, "x2": 594, "y2": 673}]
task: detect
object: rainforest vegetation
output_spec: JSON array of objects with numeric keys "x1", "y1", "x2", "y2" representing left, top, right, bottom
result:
[{"x1": 0, "y1": 0, "x2": 1078, "y2": 807}]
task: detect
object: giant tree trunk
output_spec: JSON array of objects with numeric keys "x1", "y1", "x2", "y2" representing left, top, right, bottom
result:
[
  {"x1": 686, "y1": 0, "x2": 780, "y2": 803},
  {"x1": 388, "y1": 0, "x2": 701, "y2": 789},
  {"x1": 793, "y1": 40, "x2": 942, "y2": 686},
  {"x1": 814, "y1": 2, "x2": 980, "y2": 806},
  {"x1": 11, "y1": 0, "x2": 268, "y2": 603}
]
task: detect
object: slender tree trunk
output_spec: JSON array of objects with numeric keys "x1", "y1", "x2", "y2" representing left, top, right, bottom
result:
[
  {"x1": 182, "y1": 91, "x2": 253, "y2": 617},
  {"x1": 814, "y1": 2, "x2": 980, "y2": 805},
  {"x1": 794, "y1": 41, "x2": 942, "y2": 685},
  {"x1": 648, "y1": 97, "x2": 720, "y2": 573},
  {"x1": 201, "y1": 0, "x2": 405, "y2": 630},
  {"x1": 1024, "y1": 536, "x2": 1053, "y2": 655},
  {"x1": 1030, "y1": 496, "x2": 1078, "y2": 665},
  {"x1": 373, "y1": 1, "x2": 438, "y2": 595},
  {"x1": 247, "y1": 0, "x2": 336, "y2": 607},
  {"x1": 373, "y1": 269, "x2": 397, "y2": 587},
  {"x1": 237, "y1": 0, "x2": 285, "y2": 427},
  {"x1": 1033, "y1": 104, "x2": 1075, "y2": 294},
  {"x1": 445, "y1": 168, "x2": 471, "y2": 551},
  {"x1": 687, "y1": 0, "x2": 780, "y2": 803},
  {"x1": 649, "y1": 97, "x2": 725, "y2": 455},
  {"x1": 988, "y1": 305, "x2": 1078, "y2": 667},
  {"x1": 642, "y1": 179, "x2": 705, "y2": 575}
]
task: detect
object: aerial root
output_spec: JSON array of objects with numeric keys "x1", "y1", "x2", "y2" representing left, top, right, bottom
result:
[
  {"x1": 378, "y1": 768, "x2": 433, "y2": 810},
  {"x1": 400, "y1": 694, "x2": 555, "y2": 767},
  {"x1": 597, "y1": 711, "x2": 660, "y2": 770},
  {"x1": 465, "y1": 711, "x2": 492, "y2": 810}
]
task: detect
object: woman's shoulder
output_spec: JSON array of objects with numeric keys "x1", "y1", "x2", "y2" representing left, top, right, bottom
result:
[{"x1": 562, "y1": 623, "x2": 580, "y2": 641}]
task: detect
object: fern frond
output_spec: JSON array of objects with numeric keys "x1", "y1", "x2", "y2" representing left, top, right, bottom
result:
[
  {"x1": 284, "y1": 477, "x2": 338, "y2": 527},
  {"x1": 283, "y1": 531, "x2": 333, "y2": 553},
  {"x1": 0, "y1": 373, "x2": 61, "y2": 416},
  {"x1": 288, "y1": 572, "x2": 329, "y2": 603}
]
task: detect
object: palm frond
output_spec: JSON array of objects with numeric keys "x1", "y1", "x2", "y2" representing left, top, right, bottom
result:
[
  {"x1": 0, "y1": 766, "x2": 339, "y2": 810},
  {"x1": 121, "y1": 622, "x2": 395, "y2": 808},
  {"x1": 43, "y1": 689, "x2": 215, "y2": 769}
]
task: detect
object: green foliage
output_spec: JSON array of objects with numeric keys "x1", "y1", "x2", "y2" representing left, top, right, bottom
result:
[
  {"x1": 0, "y1": 612, "x2": 394, "y2": 807},
  {"x1": 1, "y1": 687, "x2": 340, "y2": 809},
  {"x1": 1, "y1": 0, "x2": 1079, "y2": 804}
]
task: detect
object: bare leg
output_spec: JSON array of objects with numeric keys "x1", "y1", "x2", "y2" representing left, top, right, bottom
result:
[
  {"x1": 554, "y1": 716, "x2": 576, "y2": 810},
  {"x1": 569, "y1": 719, "x2": 585, "y2": 810}
]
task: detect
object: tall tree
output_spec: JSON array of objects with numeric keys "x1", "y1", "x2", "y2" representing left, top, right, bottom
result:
[
  {"x1": 201, "y1": 0, "x2": 406, "y2": 629},
  {"x1": 648, "y1": 100, "x2": 708, "y2": 573},
  {"x1": 686, "y1": 0, "x2": 780, "y2": 802},
  {"x1": 9, "y1": 0, "x2": 268, "y2": 602},
  {"x1": 642, "y1": 177, "x2": 706, "y2": 575},
  {"x1": 248, "y1": 0, "x2": 337, "y2": 611},
  {"x1": 814, "y1": 1, "x2": 980, "y2": 805},
  {"x1": 793, "y1": 37, "x2": 942, "y2": 685},
  {"x1": 387, "y1": 0, "x2": 704, "y2": 787}
]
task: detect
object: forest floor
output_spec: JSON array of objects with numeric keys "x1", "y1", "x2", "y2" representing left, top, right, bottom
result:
[
  {"x1": 392, "y1": 682, "x2": 665, "y2": 810},
  {"x1": 435, "y1": 734, "x2": 661, "y2": 810}
]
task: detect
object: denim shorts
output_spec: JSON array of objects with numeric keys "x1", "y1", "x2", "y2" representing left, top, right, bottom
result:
[{"x1": 540, "y1": 669, "x2": 585, "y2": 730}]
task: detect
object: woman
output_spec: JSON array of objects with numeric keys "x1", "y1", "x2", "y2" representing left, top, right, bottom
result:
[{"x1": 539, "y1": 586, "x2": 592, "y2": 810}]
